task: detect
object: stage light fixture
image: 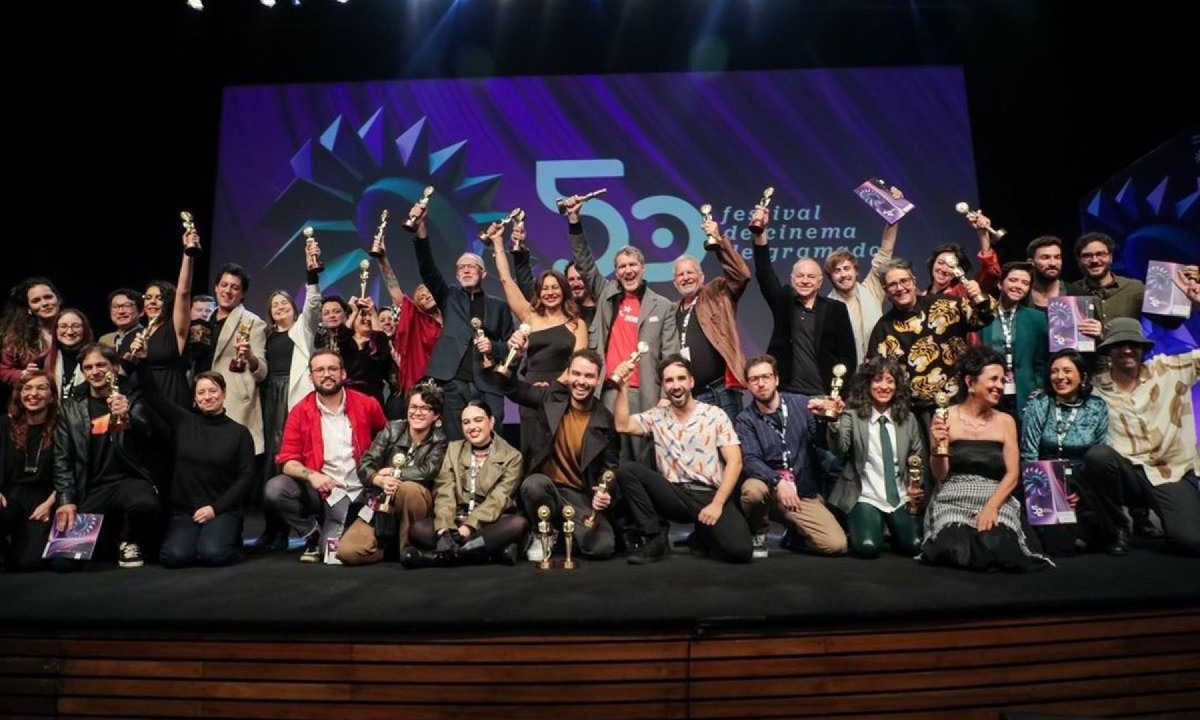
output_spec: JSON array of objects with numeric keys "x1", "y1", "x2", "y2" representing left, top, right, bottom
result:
[
  {"x1": 261, "y1": 0, "x2": 276, "y2": 6},
  {"x1": 186, "y1": 0, "x2": 203, "y2": 9}
]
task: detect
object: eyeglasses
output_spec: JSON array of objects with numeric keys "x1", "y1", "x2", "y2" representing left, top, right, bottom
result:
[
  {"x1": 409, "y1": 404, "x2": 435, "y2": 414},
  {"x1": 111, "y1": 301, "x2": 137, "y2": 310},
  {"x1": 57, "y1": 323, "x2": 84, "y2": 331},
  {"x1": 884, "y1": 277, "x2": 916, "y2": 291},
  {"x1": 1079, "y1": 250, "x2": 1110, "y2": 261}
]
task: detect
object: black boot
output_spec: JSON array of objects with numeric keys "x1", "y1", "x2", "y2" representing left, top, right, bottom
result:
[
  {"x1": 400, "y1": 546, "x2": 453, "y2": 569},
  {"x1": 1131, "y1": 508, "x2": 1163, "y2": 539}
]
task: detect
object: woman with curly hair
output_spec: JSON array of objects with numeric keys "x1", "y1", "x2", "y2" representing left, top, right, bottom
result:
[
  {"x1": 0, "y1": 371, "x2": 58, "y2": 570},
  {"x1": 0, "y1": 278, "x2": 62, "y2": 394},
  {"x1": 826, "y1": 356, "x2": 929, "y2": 558}
]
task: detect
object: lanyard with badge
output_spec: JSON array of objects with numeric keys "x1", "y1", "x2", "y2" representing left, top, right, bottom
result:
[
  {"x1": 770, "y1": 399, "x2": 793, "y2": 480},
  {"x1": 679, "y1": 299, "x2": 697, "y2": 361},
  {"x1": 1053, "y1": 402, "x2": 1079, "y2": 478},
  {"x1": 998, "y1": 307, "x2": 1016, "y2": 395}
]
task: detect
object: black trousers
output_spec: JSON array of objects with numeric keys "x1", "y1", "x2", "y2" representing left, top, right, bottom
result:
[
  {"x1": 519, "y1": 474, "x2": 615, "y2": 559},
  {"x1": 616, "y1": 461, "x2": 753, "y2": 563},
  {"x1": 79, "y1": 477, "x2": 160, "y2": 548},
  {"x1": 1106, "y1": 449, "x2": 1200, "y2": 556},
  {"x1": 0, "y1": 485, "x2": 53, "y2": 571},
  {"x1": 409, "y1": 513, "x2": 528, "y2": 552}
]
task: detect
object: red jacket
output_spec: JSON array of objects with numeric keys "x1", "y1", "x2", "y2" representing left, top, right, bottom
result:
[{"x1": 275, "y1": 389, "x2": 387, "y2": 472}]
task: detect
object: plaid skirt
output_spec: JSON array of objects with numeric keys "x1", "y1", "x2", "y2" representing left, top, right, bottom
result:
[{"x1": 922, "y1": 473, "x2": 1051, "y2": 571}]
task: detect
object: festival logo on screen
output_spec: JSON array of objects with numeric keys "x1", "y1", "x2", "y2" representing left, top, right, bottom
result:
[{"x1": 259, "y1": 110, "x2": 509, "y2": 299}]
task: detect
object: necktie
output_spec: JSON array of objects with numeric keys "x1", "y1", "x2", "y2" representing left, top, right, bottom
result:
[{"x1": 879, "y1": 416, "x2": 899, "y2": 506}]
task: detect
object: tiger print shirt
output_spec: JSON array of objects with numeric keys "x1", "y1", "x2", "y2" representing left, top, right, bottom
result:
[{"x1": 866, "y1": 293, "x2": 995, "y2": 407}]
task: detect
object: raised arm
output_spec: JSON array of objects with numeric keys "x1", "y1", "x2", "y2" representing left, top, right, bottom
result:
[
  {"x1": 173, "y1": 231, "x2": 196, "y2": 355},
  {"x1": 865, "y1": 221, "x2": 899, "y2": 303},
  {"x1": 510, "y1": 219, "x2": 535, "y2": 300},
  {"x1": 566, "y1": 203, "x2": 608, "y2": 306},
  {"x1": 484, "y1": 223, "x2": 534, "y2": 323},
  {"x1": 412, "y1": 218, "x2": 449, "y2": 309},
  {"x1": 752, "y1": 241, "x2": 786, "y2": 306},
  {"x1": 704, "y1": 218, "x2": 751, "y2": 300},
  {"x1": 376, "y1": 247, "x2": 410, "y2": 309}
]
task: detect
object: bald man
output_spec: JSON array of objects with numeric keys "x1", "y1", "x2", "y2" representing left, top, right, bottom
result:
[{"x1": 753, "y1": 229, "x2": 856, "y2": 396}]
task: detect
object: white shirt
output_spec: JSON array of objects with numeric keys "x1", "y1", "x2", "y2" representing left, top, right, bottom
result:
[
  {"x1": 861, "y1": 409, "x2": 904, "y2": 513},
  {"x1": 317, "y1": 392, "x2": 360, "y2": 507}
]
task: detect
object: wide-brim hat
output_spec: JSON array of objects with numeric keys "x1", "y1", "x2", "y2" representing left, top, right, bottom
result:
[{"x1": 1096, "y1": 317, "x2": 1155, "y2": 352}]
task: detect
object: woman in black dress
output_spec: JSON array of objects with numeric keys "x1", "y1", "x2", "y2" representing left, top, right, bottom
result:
[
  {"x1": 126, "y1": 230, "x2": 197, "y2": 410},
  {"x1": 0, "y1": 371, "x2": 58, "y2": 571}
]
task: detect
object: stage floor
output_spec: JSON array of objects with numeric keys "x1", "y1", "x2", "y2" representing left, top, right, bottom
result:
[{"x1": 2, "y1": 539, "x2": 1197, "y2": 634}]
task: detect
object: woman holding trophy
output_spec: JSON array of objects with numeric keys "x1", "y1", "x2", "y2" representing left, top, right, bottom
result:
[
  {"x1": 922, "y1": 345, "x2": 1049, "y2": 571},
  {"x1": 401, "y1": 400, "x2": 525, "y2": 567},
  {"x1": 824, "y1": 357, "x2": 928, "y2": 559}
]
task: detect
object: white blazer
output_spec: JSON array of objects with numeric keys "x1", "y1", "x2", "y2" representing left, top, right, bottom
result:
[{"x1": 284, "y1": 283, "x2": 322, "y2": 411}]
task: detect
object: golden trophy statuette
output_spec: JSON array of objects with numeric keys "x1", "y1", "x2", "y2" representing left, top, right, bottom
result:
[
  {"x1": 478, "y1": 208, "x2": 523, "y2": 242},
  {"x1": 104, "y1": 371, "x2": 128, "y2": 431},
  {"x1": 496, "y1": 323, "x2": 531, "y2": 377},
  {"x1": 610, "y1": 341, "x2": 650, "y2": 384},
  {"x1": 358, "y1": 259, "x2": 371, "y2": 300},
  {"x1": 303, "y1": 226, "x2": 324, "y2": 272},
  {"x1": 955, "y1": 201, "x2": 1007, "y2": 239},
  {"x1": 584, "y1": 469, "x2": 614, "y2": 529},
  {"x1": 403, "y1": 186, "x2": 434, "y2": 232},
  {"x1": 561, "y1": 505, "x2": 577, "y2": 570},
  {"x1": 555, "y1": 188, "x2": 607, "y2": 214},
  {"x1": 906, "y1": 454, "x2": 924, "y2": 515},
  {"x1": 820, "y1": 364, "x2": 847, "y2": 420},
  {"x1": 536, "y1": 505, "x2": 553, "y2": 570},
  {"x1": 748, "y1": 186, "x2": 775, "y2": 234},
  {"x1": 180, "y1": 211, "x2": 202, "y2": 256},
  {"x1": 369, "y1": 209, "x2": 389, "y2": 258},
  {"x1": 380, "y1": 452, "x2": 409, "y2": 512},
  {"x1": 470, "y1": 318, "x2": 494, "y2": 369},
  {"x1": 699, "y1": 203, "x2": 721, "y2": 249},
  {"x1": 228, "y1": 320, "x2": 253, "y2": 372},
  {"x1": 933, "y1": 392, "x2": 952, "y2": 457}
]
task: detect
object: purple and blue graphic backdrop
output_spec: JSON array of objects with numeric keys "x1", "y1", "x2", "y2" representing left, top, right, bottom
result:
[{"x1": 212, "y1": 67, "x2": 980, "y2": 355}]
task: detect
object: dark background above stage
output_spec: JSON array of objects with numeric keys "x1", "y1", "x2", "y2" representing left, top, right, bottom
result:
[{"x1": 11, "y1": 0, "x2": 1196, "y2": 323}]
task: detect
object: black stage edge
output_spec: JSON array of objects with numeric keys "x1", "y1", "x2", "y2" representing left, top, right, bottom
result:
[{"x1": 2, "y1": 544, "x2": 1197, "y2": 635}]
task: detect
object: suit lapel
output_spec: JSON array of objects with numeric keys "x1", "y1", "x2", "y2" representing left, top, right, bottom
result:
[{"x1": 214, "y1": 305, "x2": 243, "y2": 362}]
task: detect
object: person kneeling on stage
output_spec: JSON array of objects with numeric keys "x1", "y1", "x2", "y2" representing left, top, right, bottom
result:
[
  {"x1": 263, "y1": 349, "x2": 388, "y2": 562},
  {"x1": 823, "y1": 357, "x2": 926, "y2": 559},
  {"x1": 336, "y1": 383, "x2": 448, "y2": 564},
  {"x1": 401, "y1": 400, "x2": 526, "y2": 567},
  {"x1": 613, "y1": 354, "x2": 753, "y2": 564},
  {"x1": 0, "y1": 372, "x2": 58, "y2": 571},
  {"x1": 143, "y1": 370, "x2": 255, "y2": 568},
  {"x1": 736, "y1": 355, "x2": 848, "y2": 558},
  {"x1": 1020, "y1": 350, "x2": 1129, "y2": 556},
  {"x1": 502, "y1": 348, "x2": 620, "y2": 562},
  {"x1": 52, "y1": 344, "x2": 160, "y2": 570}
]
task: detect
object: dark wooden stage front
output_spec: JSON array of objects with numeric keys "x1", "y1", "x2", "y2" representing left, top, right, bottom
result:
[{"x1": 2, "y1": 550, "x2": 1198, "y2": 719}]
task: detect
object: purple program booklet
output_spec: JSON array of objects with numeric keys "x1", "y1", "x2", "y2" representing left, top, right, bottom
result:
[
  {"x1": 42, "y1": 513, "x2": 104, "y2": 560},
  {"x1": 853, "y1": 178, "x2": 915, "y2": 225},
  {"x1": 1142, "y1": 261, "x2": 1193, "y2": 318},
  {"x1": 1047, "y1": 296, "x2": 1096, "y2": 352},
  {"x1": 1022, "y1": 460, "x2": 1077, "y2": 526}
]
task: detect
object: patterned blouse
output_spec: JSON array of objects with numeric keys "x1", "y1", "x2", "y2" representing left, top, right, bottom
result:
[
  {"x1": 1019, "y1": 393, "x2": 1108, "y2": 462},
  {"x1": 866, "y1": 293, "x2": 994, "y2": 406}
]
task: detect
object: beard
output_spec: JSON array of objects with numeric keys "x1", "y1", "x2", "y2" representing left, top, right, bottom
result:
[{"x1": 1034, "y1": 267, "x2": 1059, "y2": 284}]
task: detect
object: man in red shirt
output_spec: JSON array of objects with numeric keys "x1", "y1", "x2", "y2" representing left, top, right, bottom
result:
[{"x1": 262, "y1": 349, "x2": 388, "y2": 561}]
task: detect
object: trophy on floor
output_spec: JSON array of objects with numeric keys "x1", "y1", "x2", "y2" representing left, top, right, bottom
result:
[
  {"x1": 496, "y1": 323, "x2": 532, "y2": 377},
  {"x1": 584, "y1": 469, "x2": 614, "y2": 529},
  {"x1": 536, "y1": 505, "x2": 553, "y2": 570},
  {"x1": 611, "y1": 342, "x2": 650, "y2": 384},
  {"x1": 358, "y1": 259, "x2": 371, "y2": 300},
  {"x1": 748, "y1": 186, "x2": 775, "y2": 234},
  {"x1": 104, "y1": 371, "x2": 128, "y2": 432},
  {"x1": 699, "y1": 203, "x2": 721, "y2": 249},
  {"x1": 379, "y1": 452, "x2": 409, "y2": 513},
  {"x1": 561, "y1": 505, "x2": 577, "y2": 570},
  {"x1": 906, "y1": 454, "x2": 924, "y2": 515},
  {"x1": 180, "y1": 211, "x2": 202, "y2": 256},
  {"x1": 556, "y1": 188, "x2": 607, "y2": 214},
  {"x1": 303, "y1": 226, "x2": 324, "y2": 272},
  {"x1": 369, "y1": 209, "x2": 390, "y2": 258},
  {"x1": 228, "y1": 320, "x2": 254, "y2": 372},
  {"x1": 470, "y1": 318, "x2": 495, "y2": 369},
  {"x1": 955, "y1": 201, "x2": 1006, "y2": 239},
  {"x1": 478, "y1": 208, "x2": 523, "y2": 242},
  {"x1": 933, "y1": 392, "x2": 952, "y2": 456},
  {"x1": 404, "y1": 186, "x2": 434, "y2": 232},
  {"x1": 818, "y1": 364, "x2": 848, "y2": 419}
]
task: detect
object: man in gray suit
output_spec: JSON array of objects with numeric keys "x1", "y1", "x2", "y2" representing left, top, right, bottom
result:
[{"x1": 565, "y1": 198, "x2": 678, "y2": 461}]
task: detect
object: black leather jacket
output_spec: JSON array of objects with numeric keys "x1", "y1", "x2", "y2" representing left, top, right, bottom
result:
[
  {"x1": 357, "y1": 419, "x2": 448, "y2": 492},
  {"x1": 53, "y1": 382, "x2": 155, "y2": 507}
]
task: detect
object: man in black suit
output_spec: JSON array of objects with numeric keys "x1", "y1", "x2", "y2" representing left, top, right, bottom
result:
[
  {"x1": 410, "y1": 211, "x2": 513, "y2": 440},
  {"x1": 753, "y1": 225, "x2": 857, "y2": 397}
]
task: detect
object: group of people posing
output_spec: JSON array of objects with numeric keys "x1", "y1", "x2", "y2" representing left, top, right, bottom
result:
[{"x1": 1, "y1": 192, "x2": 1197, "y2": 573}]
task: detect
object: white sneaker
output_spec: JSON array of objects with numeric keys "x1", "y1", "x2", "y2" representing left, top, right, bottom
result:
[
  {"x1": 118, "y1": 542, "x2": 144, "y2": 568},
  {"x1": 752, "y1": 534, "x2": 769, "y2": 560}
]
